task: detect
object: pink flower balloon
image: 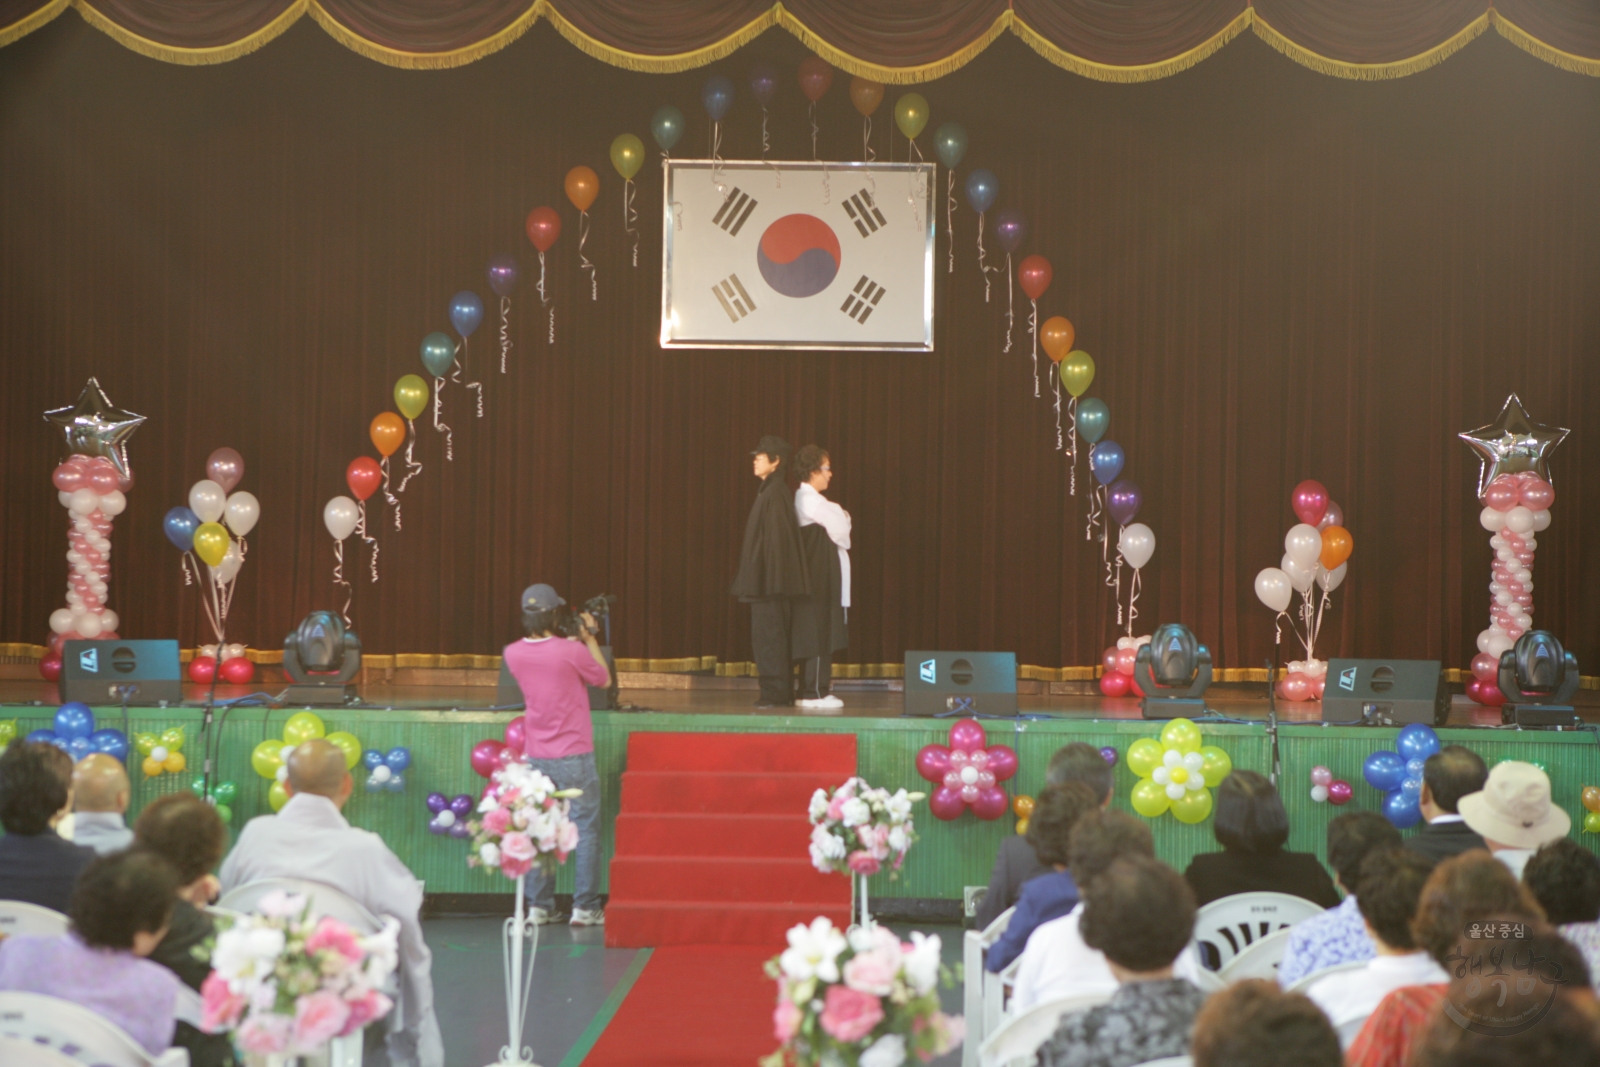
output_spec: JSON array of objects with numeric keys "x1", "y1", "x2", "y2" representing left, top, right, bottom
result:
[
  {"x1": 928, "y1": 786, "x2": 966, "y2": 820},
  {"x1": 917, "y1": 719, "x2": 1016, "y2": 819},
  {"x1": 914, "y1": 745, "x2": 951, "y2": 781},
  {"x1": 986, "y1": 746, "x2": 1018, "y2": 782},
  {"x1": 943, "y1": 770, "x2": 961, "y2": 789},
  {"x1": 972, "y1": 786, "x2": 1009, "y2": 820},
  {"x1": 1291, "y1": 479, "x2": 1329, "y2": 527},
  {"x1": 948, "y1": 718, "x2": 986, "y2": 753},
  {"x1": 960, "y1": 784, "x2": 979, "y2": 803}
]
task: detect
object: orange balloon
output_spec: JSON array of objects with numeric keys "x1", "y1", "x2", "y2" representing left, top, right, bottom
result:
[
  {"x1": 1582, "y1": 785, "x2": 1600, "y2": 813},
  {"x1": 1319, "y1": 525, "x2": 1353, "y2": 570},
  {"x1": 370, "y1": 412, "x2": 405, "y2": 458},
  {"x1": 565, "y1": 166, "x2": 599, "y2": 213},
  {"x1": 1012, "y1": 794, "x2": 1035, "y2": 818},
  {"x1": 1041, "y1": 317, "x2": 1075, "y2": 363},
  {"x1": 849, "y1": 77, "x2": 884, "y2": 117}
]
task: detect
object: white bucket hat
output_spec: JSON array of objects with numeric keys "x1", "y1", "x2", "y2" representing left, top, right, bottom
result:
[{"x1": 1458, "y1": 760, "x2": 1570, "y2": 849}]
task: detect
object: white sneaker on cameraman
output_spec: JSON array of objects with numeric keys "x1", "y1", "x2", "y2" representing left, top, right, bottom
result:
[{"x1": 570, "y1": 908, "x2": 605, "y2": 926}]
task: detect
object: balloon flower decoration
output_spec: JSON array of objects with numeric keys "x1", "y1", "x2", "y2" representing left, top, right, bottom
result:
[
  {"x1": 1253, "y1": 479, "x2": 1354, "y2": 701},
  {"x1": 190, "y1": 777, "x2": 239, "y2": 825},
  {"x1": 1126, "y1": 719, "x2": 1232, "y2": 824},
  {"x1": 25, "y1": 703, "x2": 130, "y2": 763},
  {"x1": 1582, "y1": 786, "x2": 1600, "y2": 835},
  {"x1": 468, "y1": 715, "x2": 537, "y2": 779},
  {"x1": 914, "y1": 718, "x2": 1018, "y2": 820},
  {"x1": 1459, "y1": 396, "x2": 1567, "y2": 707},
  {"x1": 1099, "y1": 634, "x2": 1151, "y2": 697},
  {"x1": 363, "y1": 747, "x2": 412, "y2": 793},
  {"x1": 132, "y1": 728, "x2": 187, "y2": 779},
  {"x1": 1307, "y1": 765, "x2": 1353, "y2": 806},
  {"x1": 161, "y1": 448, "x2": 260, "y2": 681},
  {"x1": 425, "y1": 793, "x2": 474, "y2": 838},
  {"x1": 1362, "y1": 723, "x2": 1441, "y2": 828},
  {"x1": 0, "y1": 720, "x2": 15, "y2": 753},
  {"x1": 249, "y1": 712, "x2": 362, "y2": 812}
]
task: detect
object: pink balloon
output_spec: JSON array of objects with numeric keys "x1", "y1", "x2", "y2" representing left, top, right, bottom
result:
[
  {"x1": 1327, "y1": 780, "x2": 1353, "y2": 805},
  {"x1": 915, "y1": 744, "x2": 952, "y2": 782},
  {"x1": 470, "y1": 739, "x2": 507, "y2": 778},
  {"x1": 87, "y1": 466, "x2": 118, "y2": 493},
  {"x1": 207, "y1": 447, "x2": 246, "y2": 492},
  {"x1": 1477, "y1": 682, "x2": 1506, "y2": 707},
  {"x1": 968, "y1": 749, "x2": 989, "y2": 770},
  {"x1": 1101, "y1": 646, "x2": 1120, "y2": 674},
  {"x1": 928, "y1": 786, "x2": 966, "y2": 820},
  {"x1": 52, "y1": 464, "x2": 84, "y2": 492},
  {"x1": 1484, "y1": 478, "x2": 1518, "y2": 512},
  {"x1": 1515, "y1": 551, "x2": 1534, "y2": 565},
  {"x1": 1519, "y1": 478, "x2": 1554, "y2": 510},
  {"x1": 1317, "y1": 500, "x2": 1344, "y2": 532},
  {"x1": 949, "y1": 749, "x2": 971, "y2": 770},
  {"x1": 65, "y1": 454, "x2": 91, "y2": 469},
  {"x1": 976, "y1": 770, "x2": 996, "y2": 789},
  {"x1": 1279, "y1": 673, "x2": 1311, "y2": 702},
  {"x1": 985, "y1": 746, "x2": 1019, "y2": 782},
  {"x1": 1310, "y1": 765, "x2": 1333, "y2": 787},
  {"x1": 972, "y1": 786, "x2": 1009, "y2": 820},
  {"x1": 504, "y1": 716, "x2": 526, "y2": 754},
  {"x1": 1514, "y1": 592, "x2": 1532, "y2": 607},
  {"x1": 1312, "y1": 677, "x2": 1325, "y2": 699},
  {"x1": 1291, "y1": 480, "x2": 1329, "y2": 527},
  {"x1": 1471, "y1": 653, "x2": 1498, "y2": 681},
  {"x1": 948, "y1": 718, "x2": 986, "y2": 753},
  {"x1": 943, "y1": 770, "x2": 961, "y2": 789},
  {"x1": 1116, "y1": 648, "x2": 1137, "y2": 676},
  {"x1": 959, "y1": 784, "x2": 980, "y2": 803},
  {"x1": 1099, "y1": 671, "x2": 1131, "y2": 696}
]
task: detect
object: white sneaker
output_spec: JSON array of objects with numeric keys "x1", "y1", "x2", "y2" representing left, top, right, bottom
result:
[
  {"x1": 570, "y1": 908, "x2": 605, "y2": 926},
  {"x1": 814, "y1": 695, "x2": 844, "y2": 709},
  {"x1": 531, "y1": 907, "x2": 556, "y2": 925}
]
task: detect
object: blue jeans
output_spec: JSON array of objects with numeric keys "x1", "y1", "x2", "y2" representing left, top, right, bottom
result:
[{"x1": 521, "y1": 751, "x2": 603, "y2": 912}]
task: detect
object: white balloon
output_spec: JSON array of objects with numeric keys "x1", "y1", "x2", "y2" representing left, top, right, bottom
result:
[
  {"x1": 150, "y1": 745, "x2": 168, "y2": 762},
  {"x1": 1531, "y1": 509, "x2": 1551, "y2": 532},
  {"x1": 98, "y1": 490, "x2": 126, "y2": 517},
  {"x1": 436, "y1": 810, "x2": 456, "y2": 829},
  {"x1": 224, "y1": 491, "x2": 260, "y2": 537},
  {"x1": 1165, "y1": 783, "x2": 1186, "y2": 801},
  {"x1": 210, "y1": 541, "x2": 244, "y2": 585},
  {"x1": 1496, "y1": 548, "x2": 1515, "y2": 563},
  {"x1": 1524, "y1": 536, "x2": 1537, "y2": 551},
  {"x1": 1254, "y1": 568, "x2": 1293, "y2": 612},
  {"x1": 223, "y1": 643, "x2": 246, "y2": 661},
  {"x1": 67, "y1": 596, "x2": 84, "y2": 610},
  {"x1": 77, "y1": 612, "x2": 103, "y2": 638},
  {"x1": 323, "y1": 496, "x2": 359, "y2": 541},
  {"x1": 276, "y1": 766, "x2": 289, "y2": 782},
  {"x1": 1183, "y1": 752, "x2": 1205, "y2": 772},
  {"x1": 1284, "y1": 524, "x2": 1322, "y2": 568},
  {"x1": 1316, "y1": 562, "x2": 1348, "y2": 594},
  {"x1": 1494, "y1": 591, "x2": 1514, "y2": 606},
  {"x1": 1116, "y1": 637, "x2": 1133, "y2": 650},
  {"x1": 200, "y1": 644, "x2": 218, "y2": 659},
  {"x1": 100, "y1": 609, "x2": 118, "y2": 632},
  {"x1": 1489, "y1": 534, "x2": 1506, "y2": 550},
  {"x1": 1485, "y1": 632, "x2": 1513, "y2": 657},
  {"x1": 1281, "y1": 554, "x2": 1315, "y2": 594},
  {"x1": 372, "y1": 765, "x2": 393, "y2": 783},
  {"x1": 1118, "y1": 523, "x2": 1156, "y2": 570},
  {"x1": 49, "y1": 608, "x2": 75, "y2": 634},
  {"x1": 1479, "y1": 506, "x2": 1507, "y2": 532},
  {"x1": 1505, "y1": 506, "x2": 1534, "y2": 534},
  {"x1": 58, "y1": 490, "x2": 74, "y2": 508},
  {"x1": 69, "y1": 488, "x2": 100, "y2": 516},
  {"x1": 1476, "y1": 627, "x2": 1503, "y2": 654},
  {"x1": 1310, "y1": 785, "x2": 1330, "y2": 804},
  {"x1": 188, "y1": 479, "x2": 227, "y2": 523}
]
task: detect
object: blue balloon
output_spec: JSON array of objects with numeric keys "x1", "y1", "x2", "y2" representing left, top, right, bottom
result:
[
  {"x1": 651, "y1": 105, "x2": 685, "y2": 152},
  {"x1": 26, "y1": 729, "x2": 55, "y2": 745},
  {"x1": 54, "y1": 703, "x2": 94, "y2": 740},
  {"x1": 385, "y1": 774, "x2": 406, "y2": 793},
  {"x1": 163, "y1": 507, "x2": 201, "y2": 552},
  {"x1": 47, "y1": 737, "x2": 70, "y2": 752},
  {"x1": 362, "y1": 749, "x2": 385, "y2": 771},
  {"x1": 964, "y1": 169, "x2": 997, "y2": 214},
  {"x1": 1382, "y1": 788, "x2": 1423, "y2": 829},
  {"x1": 364, "y1": 777, "x2": 383, "y2": 793},
  {"x1": 1089, "y1": 441, "x2": 1125, "y2": 487},
  {"x1": 449, "y1": 291, "x2": 483, "y2": 338},
  {"x1": 702, "y1": 75, "x2": 733, "y2": 122},
  {"x1": 1396, "y1": 724, "x2": 1441, "y2": 763},
  {"x1": 385, "y1": 747, "x2": 412, "y2": 772},
  {"x1": 89, "y1": 728, "x2": 129, "y2": 762},
  {"x1": 1401, "y1": 776, "x2": 1423, "y2": 797},
  {"x1": 66, "y1": 736, "x2": 93, "y2": 760},
  {"x1": 1405, "y1": 757, "x2": 1426, "y2": 777},
  {"x1": 1363, "y1": 750, "x2": 1407, "y2": 793}
]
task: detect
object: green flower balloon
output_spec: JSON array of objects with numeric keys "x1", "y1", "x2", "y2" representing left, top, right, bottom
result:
[{"x1": 1126, "y1": 718, "x2": 1232, "y2": 823}]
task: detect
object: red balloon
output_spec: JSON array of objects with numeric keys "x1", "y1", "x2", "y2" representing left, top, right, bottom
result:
[
  {"x1": 504, "y1": 716, "x2": 526, "y2": 754},
  {"x1": 1115, "y1": 647, "x2": 1136, "y2": 676},
  {"x1": 972, "y1": 786, "x2": 1009, "y2": 820},
  {"x1": 1129, "y1": 674, "x2": 1145, "y2": 698},
  {"x1": 525, "y1": 207, "x2": 561, "y2": 253},
  {"x1": 928, "y1": 785, "x2": 966, "y2": 820},
  {"x1": 38, "y1": 652, "x2": 62, "y2": 681},
  {"x1": 219, "y1": 656, "x2": 254, "y2": 684},
  {"x1": 52, "y1": 464, "x2": 84, "y2": 492},
  {"x1": 1519, "y1": 478, "x2": 1554, "y2": 510},
  {"x1": 1017, "y1": 255, "x2": 1052, "y2": 302},
  {"x1": 798, "y1": 57, "x2": 833, "y2": 103},
  {"x1": 1098, "y1": 671, "x2": 1131, "y2": 697},
  {"x1": 985, "y1": 746, "x2": 1019, "y2": 782},
  {"x1": 1327, "y1": 780, "x2": 1353, "y2": 805},
  {"x1": 948, "y1": 717, "x2": 986, "y2": 753},
  {"x1": 471, "y1": 739, "x2": 507, "y2": 778},
  {"x1": 346, "y1": 457, "x2": 382, "y2": 502},
  {"x1": 1290, "y1": 479, "x2": 1329, "y2": 527},
  {"x1": 188, "y1": 655, "x2": 217, "y2": 684},
  {"x1": 915, "y1": 744, "x2": 952, "y2": 782}
]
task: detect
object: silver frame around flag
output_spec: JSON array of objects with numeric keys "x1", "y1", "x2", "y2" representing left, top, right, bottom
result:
[{"x1": 660, "y1": 159, "x2": 936, "y2": 352}]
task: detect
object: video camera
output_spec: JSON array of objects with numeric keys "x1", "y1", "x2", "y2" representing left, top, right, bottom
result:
[{"x1": 555, "y1": 593, "x2": 618, "y2": 640}]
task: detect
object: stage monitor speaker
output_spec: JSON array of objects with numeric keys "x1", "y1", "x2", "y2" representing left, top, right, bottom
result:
[
  {"x1": 497, "y1": 646, "x2": 619, "y2": 712},
  {"x1": 902, "y1": 651, "x2": 1017, "y2": 718},
  {"x1": 59, "y1": 639, "x2": 182, "y2": 706},
  {"x1": 1321, "y1": 659, "x2": 1448, "y2": 726}
]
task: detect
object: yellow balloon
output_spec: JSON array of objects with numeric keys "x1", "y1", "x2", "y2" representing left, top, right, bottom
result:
[
  {"x1": 894, "y1": 93, "x2": 929, "y2": 140},
  {"x1": 1198, "y1": 745, "x2": 1233, "y2": 788},
  {"x1": 325, "y1": 731, "x2": 362, "y2": 770},
  {"x1": 1127, "y1": 738, "x2": 1164, "y2": 779},
  {"x1": 163, "y1": 751, "x2": 187, "y2": 774},
  {"x1": 283, "y1": 711, "x2": 326, "y2": 746},
  {"x1": 1059, "y1": 350, "x2": 1095, "y2": 398},
  {"x1": 251, "y1": 739, "x2": 284, "y2": 780},
  {"x1": 1159, "y1": 718, "x2": 1202, "y2": 755},
  {"x1": 610, "y1": 133, "x2": 644, "y2": 181},
  {"x1": 268, "y1": 780, "x2": 290, "y2": 812},
  {"x1": 1131, "y1": 779, "x2": 1171, "y2": 818},
  {"x1": 193, "y1": 523, "x2": 229, "y2": 568},
  {"x1": 395, "y1": 375, "x2": 429, "y2": 422},
  {"x1": 1016, "y1": 818, "x2": 1030, "y2": 836},
  {"x1": 141, "y1": 755, "x2": 164, "y2": 778},
  {"x1": 1171, "y1": 787, "x2": 1214, "y2": 824}
]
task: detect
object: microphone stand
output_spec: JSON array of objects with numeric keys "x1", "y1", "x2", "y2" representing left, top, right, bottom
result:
[{"x1": 1265, "y1": 657, "x2": 1281, "y2": 787}]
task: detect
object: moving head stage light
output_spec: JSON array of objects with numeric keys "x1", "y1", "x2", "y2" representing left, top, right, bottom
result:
[
  {"x1": 1499, "y1": 630, "x2": 1581, "y2": 729},
  {"x1": 282, "y1": 611, "x2": 362, "y2": 705},
  {"x1": 1134, "y1": 623, "x2": 1212, "y2": 720}
]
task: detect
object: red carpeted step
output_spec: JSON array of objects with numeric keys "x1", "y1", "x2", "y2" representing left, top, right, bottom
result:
[
  {"x1": 625, "y1": 731, "x2": 856, "y2": 773},
  {"x1": 605, "y1": 901, "x2": 852, "y2": 950},
  {"x1": 620, "y1": 770, "x2": 837, "y2": 814},
  {"x1": 610, "y1": 856, "x2": 844, "y2": 904},
  {"x1": 613, "y1": 813, "x2": 811, "y2": 858}
]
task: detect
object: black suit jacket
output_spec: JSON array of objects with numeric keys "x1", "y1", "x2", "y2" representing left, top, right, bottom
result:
[
  {"x1": 975, "y1": 834, "x2": 1049, "y2": 929},
  {"x1": 1405, "y1": 819, "x2": 1489, "y2": 866},
  {"x1": 1183, "y1": 847, "x2": 1342, "y2": 909},
  {"x1": 0, "y1": 831, "x2": 96, "y2": 912}
]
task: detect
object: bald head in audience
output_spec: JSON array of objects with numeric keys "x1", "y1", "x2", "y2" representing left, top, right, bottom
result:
[
  {"x1": 73, "y1": 753, "x2": 129, "y2": 815},
  {"x1": 284, "y1": 739, "x2": 353, "y2": 808}
]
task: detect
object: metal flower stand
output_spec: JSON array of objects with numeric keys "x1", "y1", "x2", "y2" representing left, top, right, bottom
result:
[
  {"x1": 850, "y1": 872, "x2": 876, "y2": 931},
  {"x1": 486, "y1": 872, "x2": 541, "y2": 1067}
]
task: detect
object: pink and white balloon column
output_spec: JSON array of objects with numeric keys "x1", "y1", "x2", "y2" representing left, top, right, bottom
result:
[{"x1": 1466, "y1": 475, "x2": 1553, "y2": 705}]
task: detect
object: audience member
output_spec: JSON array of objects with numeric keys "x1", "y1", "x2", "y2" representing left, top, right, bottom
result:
[
  {"x1": 1346, "y1": 851, "x2": 1543, "y2": 1067},
  {"x1": 1191, "y1": 979, "x2": 1342, "y2": 1067},
  {"x1": 0, "y1": 849, "x2": 180, "y2": 1054},
  {"x1": 1457, "y1": 760, "x2": 1569, "y2": 880},
  {"x1": 1522, "y1": 838, "x2": 1600, "y2": 982},
  {"x1": 1305, "y1": 849, "x2": 1446, "y2": 1041},
  {"x1": 0, "y1": 740, "x2": 95, "y2": 910},
  {"x1": 134, "y1": 792, "x2": 235, "y2": 1067},
  {"x1": 985, "y1": 781, "x2": 1099, "y2": 973},
  {"x1": 1036, "y1": 856, "x2": 1204, "y2": 1067},
  {"x1": 71, "y1": 753, "x2": 134, "y2": 855},
  {"x1": 1405, "y1": 745, "x2": 1489, "y2": 866},
  {"x1": 1012, "y1": 809, "x2": 1154, "y2": 1011},
  {"x1": 1183, "y1": 769, "x2": 1340, "y2": 908},
  {"x1": 1278, "y1": 811, "x2": 1401, "y2": 986},
  {"x1": 221, "y1": 739, "x2": 443, "y2": 1067},
  {"x1": 976, "y1": 743, "x2": 1113, "y2": 928}
]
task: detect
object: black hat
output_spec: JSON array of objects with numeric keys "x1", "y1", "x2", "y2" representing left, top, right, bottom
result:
[
  {"x1": 521, "y1": 584, "x2": 565, "y2": 612},
  {"x1": 751, "y1": 435, "x2": 790, "y2": 460}
]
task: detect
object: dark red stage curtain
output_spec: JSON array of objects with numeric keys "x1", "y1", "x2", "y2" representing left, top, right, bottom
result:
[{"x1": 1, "y1": 17, "x2": 1598, "y2": 674}]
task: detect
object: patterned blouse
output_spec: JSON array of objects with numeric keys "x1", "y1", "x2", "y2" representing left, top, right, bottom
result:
[
  {"x1": 1277, "y1": 894, "x2": 1375, "y2": 987},
  {"x1": 1035, "y1": 979, "x2": 1208, "y2": 1067},
  {"x1": 1560, "y1": 922, "x2": 1600, "y2": 986}
]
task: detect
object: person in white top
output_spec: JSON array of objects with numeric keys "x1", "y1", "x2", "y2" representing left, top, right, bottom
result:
[
  {"x1": 1305, "y1": 848, "x2": 1447, "y2": 1045},
  {"x1": 791, "y1": 444, "x2": 851, "y2": 710},
  {"x1": 1457, "y1": 760, "x2": 1570, "y2": 881}
]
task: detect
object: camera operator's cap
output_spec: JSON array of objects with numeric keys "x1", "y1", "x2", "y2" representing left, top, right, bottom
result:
[
  {"x1": 520, "y1": 584, "x2": 566, "y2": 612},
  {"x1": 751, "y1": 435, "x2": 790, "y2": 460},
  {"x1": 1458, "y1": 760, "x2": 1570, "y2": 849}
]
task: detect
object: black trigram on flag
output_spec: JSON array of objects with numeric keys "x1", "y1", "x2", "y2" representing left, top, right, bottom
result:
[
  {"x1": 843, "y1": 189, "x2": 888, "y2": 237},
  {"x1": 840, "y1": 276, "x2": 885, "y2": 323},
  {"x1": 712, "y1": 187, "x2": 758, "y2": 236},
  {"x1": 712, "y1": 274, "x2": 757, "y2": 322}
]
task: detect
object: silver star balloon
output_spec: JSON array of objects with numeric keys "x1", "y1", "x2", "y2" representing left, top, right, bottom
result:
[
  {"x1": 44, "y1": 378, "x2": 145, "y2": 479},
  {"x1": 1458, "y1": 393, "x2": 1568, "y2": 499}
]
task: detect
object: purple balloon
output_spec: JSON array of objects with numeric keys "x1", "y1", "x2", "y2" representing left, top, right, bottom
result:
[
  {"x1": 1099, "y1": 746, "x2": 1117, "y2": 765},
  {"x1": 426, "y1": 792, "x2": 448, "y2": 814},
  {"x1": 449, "y1": 794, "x2": 474, "y2": 818},
  {"x1": 427, "y1": 815, "x2": 448, "y2": 835},
  {"x1": 749, "y1": 62, "x2": 778, "y2": 107},
  {"x1": 993, "y1": 209, "x2": 1027, "y2": 254},
  {"x1": 1107, "y1": 480, "x2": 1143, "y2": 526},
  {"x1": 448, "y1": 822, "x2": 471, "y2": 839},
  {"x1": 487, "y1": 255, "x2": 518, "y2": 298}
]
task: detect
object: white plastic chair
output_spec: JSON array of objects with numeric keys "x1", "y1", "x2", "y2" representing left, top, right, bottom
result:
[
  {"x1": 0, "y1": 992, "x2": 189, "y2": 1067},
  {"x1": 963, "y1": 906, "x2": 1014, "y2": 1067},
  {"x1": 1129, "y1": 1058, "x2": 1192, "y2": 1067},
  {"x1": 0, "y1": 1036, "x2": 83, "y2": 1067},
  {"x1": 1284, "y1": 958, "x2": 1367, "y2": 995},
  {"x1": 1192, "y1": 892, "x2": 1324, "y2": 972},
  {"x1": 1216, "y1": 926, "x2": 1295, "y2": 983},
  {"x1": 0, "y1": 901, "x2": 70, "y2": 937},
  {"x1": 979, "y1": 991, "x2": 1113, "y2": 1067}
]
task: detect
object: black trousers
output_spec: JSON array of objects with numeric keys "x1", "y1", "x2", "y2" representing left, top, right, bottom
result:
[
  {"x1": 799, "y1": 655, "x2": 833, "y2": 700},
  {"x1": 749, "y1": 598, "x2": 795, "y2": 705}
]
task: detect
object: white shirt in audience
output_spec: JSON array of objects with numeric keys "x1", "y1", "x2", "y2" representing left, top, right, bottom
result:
[
  {"x1": 1009, "y1": 902, "x2": 1119, "y2": 1013},
  {"x1": 1493, "y1": 848, "x2": 1535, "y2": 881},
  {"x1": 1305, "y1": 950, "x2": 1448, "y2": 1036}
]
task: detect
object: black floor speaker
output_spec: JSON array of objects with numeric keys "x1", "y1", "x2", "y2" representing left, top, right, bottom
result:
[
  {"x1": 1321, "y1": 659, "x2": 1448, "y2": 726},
  {"x1": 902, "y1": 651, "x2": 1017, "y2": 717},
  {"x1": 59, "y1": 639, "x2": 183, "y2": 705}
]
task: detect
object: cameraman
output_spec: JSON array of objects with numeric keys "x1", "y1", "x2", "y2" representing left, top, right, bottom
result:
[{"x1": 503, "y1": 584, "x2": 611, "y2": 926}]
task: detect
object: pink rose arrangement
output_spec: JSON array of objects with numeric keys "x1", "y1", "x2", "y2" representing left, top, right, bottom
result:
[
  {"x1": 200, "y1": 892, "x2": 399, "y2": 1057},
  {"x1": 808, "y1": 777, "x2": 922, "y2": 881},
  {"x1": 465, "y1": 757, "x2": 582, "y2": 881},
  {"x1": 762, "y1": 917, "x2": 962, "y2": 1067}
]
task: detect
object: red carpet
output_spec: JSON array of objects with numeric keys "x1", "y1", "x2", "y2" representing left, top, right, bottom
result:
[
  {"x1": 606, "y1": 732, "x2": 855, "y2": 948},
  {"x1": 580, "y1": 946, "x2": 778, "y2": 1067}
]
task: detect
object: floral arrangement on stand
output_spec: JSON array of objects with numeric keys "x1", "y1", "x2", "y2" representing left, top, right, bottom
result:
[
  {"x1": 465, "y1": 759, "x2": 581, "y2": 880},
  {"x1": 763, "y1": 918, "x2": 963, "y2": 1067},
  {"x1": 808, "y1": 777, "x2": 922, "y2": 931},
  {"x1": 200, "y1": 890, "x2": 398, "y2": 1058}
]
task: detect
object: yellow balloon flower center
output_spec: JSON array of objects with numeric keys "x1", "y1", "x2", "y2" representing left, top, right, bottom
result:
[{"x1": 1170, "y1": 767, "x2": 1189, "y2": 785}]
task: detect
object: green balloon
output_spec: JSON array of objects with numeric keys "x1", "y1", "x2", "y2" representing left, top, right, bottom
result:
[
  {"x1": 215, "y1": 803, "x2": 233, "y2": 825},
  {"x1": 934, "y1": 122, "x2": 967, "y2": 169},
  {"x1": 213, "y1": 780, "x2": 238, "y2": 805},
  {"x1": 420, "y1": 332, "x2": 455, "y2": 378},
  {"x1": 651, "y1": 106, "x2": 684, "y2": 152},
  {"x1": 1077, "y1": 397, "x2": 1109, "y2": 444}
]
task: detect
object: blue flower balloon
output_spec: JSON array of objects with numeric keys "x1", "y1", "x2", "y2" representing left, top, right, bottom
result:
[
  {"x1": 362, "y1": 749, "x2": 385, "y2": 771},
  {"x1": 384, "y1": 773, "x2": 406, "y2": 794},
  {"x1": 66, "y1": 736, "x2": 93, "y2": 760},
  {"x1": 384, "y1": 747, "x2": 412, "y2": 773},
  {"x1": 54, "y1": 703, "x2": 94, "y2": 740},
  {"x1": 1383, "y1": 788, "x2": 1422, "y2": 829},
  {"x1": 1363, "y1": 750, "x2": 1407, "y2": 793},
  {"x1": 1396, "y1": 724, "x2": 1441, "y2": 763},
  {"x1": 26, "y1": 729, "x2": 55, "y2": 745},
  {"x1": 89, "y1": 728, "x2": 129, "y2": 763}
]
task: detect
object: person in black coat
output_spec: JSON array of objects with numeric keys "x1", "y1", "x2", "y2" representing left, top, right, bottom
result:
[
  {"x1": 730, "y1": 435, "x2": 809, "y2": 707},
  {"x1": 1184, "y1": 770, "x2": 1340, "y2": 908},
  {"x1": 0, "y1": 741, "x2": 95, "y2": 912},
  {"x1": 1405, "y1": 744, "x2": 1489, "y2": 866}
]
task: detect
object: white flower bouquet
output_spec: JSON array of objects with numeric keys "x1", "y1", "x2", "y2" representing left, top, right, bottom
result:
[
  {"x1": 808, "y1": 777, "x2": 921, "y2": 880},
  {"x1": 763, "y1": 917, "x2": 963, "y2": 1067},
  {"x1": 466, "y1": 758, "x2": 582, "y2": 880}
]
